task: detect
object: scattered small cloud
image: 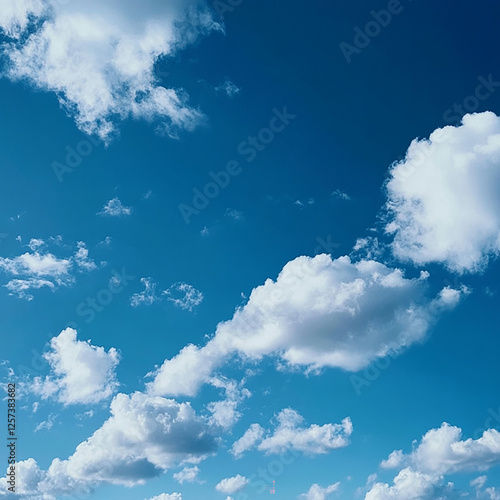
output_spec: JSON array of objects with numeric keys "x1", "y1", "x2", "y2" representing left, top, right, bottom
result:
[
  {"x1": 225, "y1": 209, "x2": 243, "y2": 221},
  {"x1": 231, "y1": 409, "x2": 352, "y2": 457},
  {"x1": 173, "y1": 466, "x2": 201, "y2": 485},
  {"x1": 130, "y1": 278, "x2": 159, "y2": 307},
  {"x1": 163, "y1": 282, "x2": 203, "y2": 311},
  {"x1": 98, "y1": 197, "x2": 132, "y2": 217}
]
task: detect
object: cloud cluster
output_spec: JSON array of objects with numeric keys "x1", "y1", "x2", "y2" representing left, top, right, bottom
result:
[
  {"x1": 0, "y1": 239, "x2": 96, "y2": 299},
  {"x1": 0, "y1": 0, "x2": 221, "y2": 141},
  {"x1": 231, "y1": 409, "x2": 352, "y2": 457},
  {"x1": 385, "y1": 111, "x2": 500, "y2": 274},
  {"x1": 365, "y1": 423, "x2": 500, "y2": 499},
  {"x1": 32, "y1": 328, "x2": 120, "y2": 405},
  {"x1": 0, "y1": 392, "x2": 218, "y2": 497},
  {"x1": 148, "y1": 254, "x2": 465, "y2": 397}
]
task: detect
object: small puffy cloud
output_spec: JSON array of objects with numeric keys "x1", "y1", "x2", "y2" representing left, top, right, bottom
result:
[
  {"x1": 163, "y1": 282, "x2": 204, "y2": 311},
  {"x1": 173, "y1": 466, "x2": 200, "y2": 484},
  {"x1": 299, "y1": 482, "x2": 340, "y2": 500},
  {"x1": 0, "y1": 0, "x2": 221, "y2": 141},
  {"x1": 74, "y1": 241, "x2": 97, "y2": 271},
  {"x1": 148, "y1": 254, "x2": 466, "y2": 397},
  {"x1": 0, "y1": 251, "x2": 72, "y2": 278},
  {"x1": 98, "y1": 197, "x2": 132, "y2": 217},
  {"x1": 366, "y1": 423, "x2": 500, "y2": 499},
  {"x1": 385, "y1": 111, "x2": 500, "y2": 274},
  {"x1": 215, "y1": 474, "x2": 249, "y2": 494},
  {"x1": 32, "y1": 328, "x2": 120, "y2": 405},
  {"x1": 232, "y1": 409, "x2": 352, "y2": 457},
  {"x1": 130, "y1": 277, "x2": 159, "y2": 307}
]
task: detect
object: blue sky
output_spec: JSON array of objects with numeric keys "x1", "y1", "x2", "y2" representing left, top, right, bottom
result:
[{"x1": 1, "y1": 1, "x2": 500, "y2": 499}]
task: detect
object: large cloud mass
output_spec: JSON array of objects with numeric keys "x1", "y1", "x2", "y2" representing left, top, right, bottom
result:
[
  {"x1": 148, "y1": 254, "x2": 465, "y2": 397},
  {"x1": 0, "y1": 392, "x2": 218, "y2": 498},
  {"x1": 0, "y1": 0, "x2": 221, "y2": 140},
  {"x1": 385, "y1": 111, "x2": 500, "y2": 274}
]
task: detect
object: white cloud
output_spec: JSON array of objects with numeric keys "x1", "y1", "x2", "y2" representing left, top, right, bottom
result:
[
  {"x1": 225, "y1": 208, "x2": 243, "y2": 220},
  {"x1": 32, "y1": 328, "x2": 120, "y2": 405},
  {"x1": 4, "y1": 278, "x2": 55, "y2": 300},
  {"x1": 385, "y1": 111, "x2": 500, "y2": 274},
  {"x1": 232, "y1": 409, "x2": 352, "y2": 457},
  {"x1": 215, "y1": 474, "x2": 249, "y2": 494},
  {"x1": 231, "y1": 423, "x2": 265, "y2": 458},
  {"x1": 216, "y1": 79, "x2": 240, "y2": 97},
  {"x1": 98, "y1": 197, "x2": 132, "y2": 217},
  {"x1": 34, "y1": 414, "x2": 57, "y2": 432},
  {"x1": 0, "y1": 392, "x2": 218, "y2": 497},
  {"x1": 28, "y1": 238, "x2": 45, "y2": 251},
  {"x1": 163, "y1": 282, "x2": 204, "y2": 311},
  {"x1": 0, "y1": 251, "x2": 72, "y2": 278},
  {"x1": 145, "y1": 494, "x2": 182, "y2": 500},
  {"x1": 0, "y1": 0, "x2": 221, "y2": 141},
  {"x1": 130, "y1": 277, "x2": 159, "y2": 307},
  {"x1": 148, "y1": 254, "x2": 466, "y2": 397},
  {"x1": 173, "y1": 466, "x2": 200, "y2": 484},
  {"x1": 331, "y1": 189, "x2": 351, "y2": 201},
  {"x1": 299, "y1": 482, "x2": 340, "y2": 500},
  {"x1": 74, "y1": 241, "x2": 98, "y2": 271},
  {"x1": 366, "y1": 423, "x2": 500, "y2": 499},
  {"x1": 0, "y1": 240, "x2": 97, "y2": 299}
]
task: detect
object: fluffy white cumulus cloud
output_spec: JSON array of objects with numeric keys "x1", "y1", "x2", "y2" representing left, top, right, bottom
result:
[
  {"x1": 215, "y1": 474, "x2": 249, "y2": 494},
  {"x1": 231, "y1": 409, "x2": 352, "y2": 457},
  {"x1": 299, "y1": 482, "x2": 340, "y2": 500},
  {"x1": 0, "y1": 0, "x2": 221, "y2": 141},
  {"x1": 385, "y1": 111, "x2": 500, "y2": 274},
  {"x1": 173, "y1": 465, "x2": 200, "y2": 484},
  {"x1": 365, "y1": 423, "x2": 500, "y2": 499},
  {"x1": 0, "y1": 392, "x2": 218, "y2": 497},
  {"x1": 32, "y1": 328, "x2": 120, "y2": 405},
  {"x1": 148, "y1": 254, "x2": 465, "y2": 397}
]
